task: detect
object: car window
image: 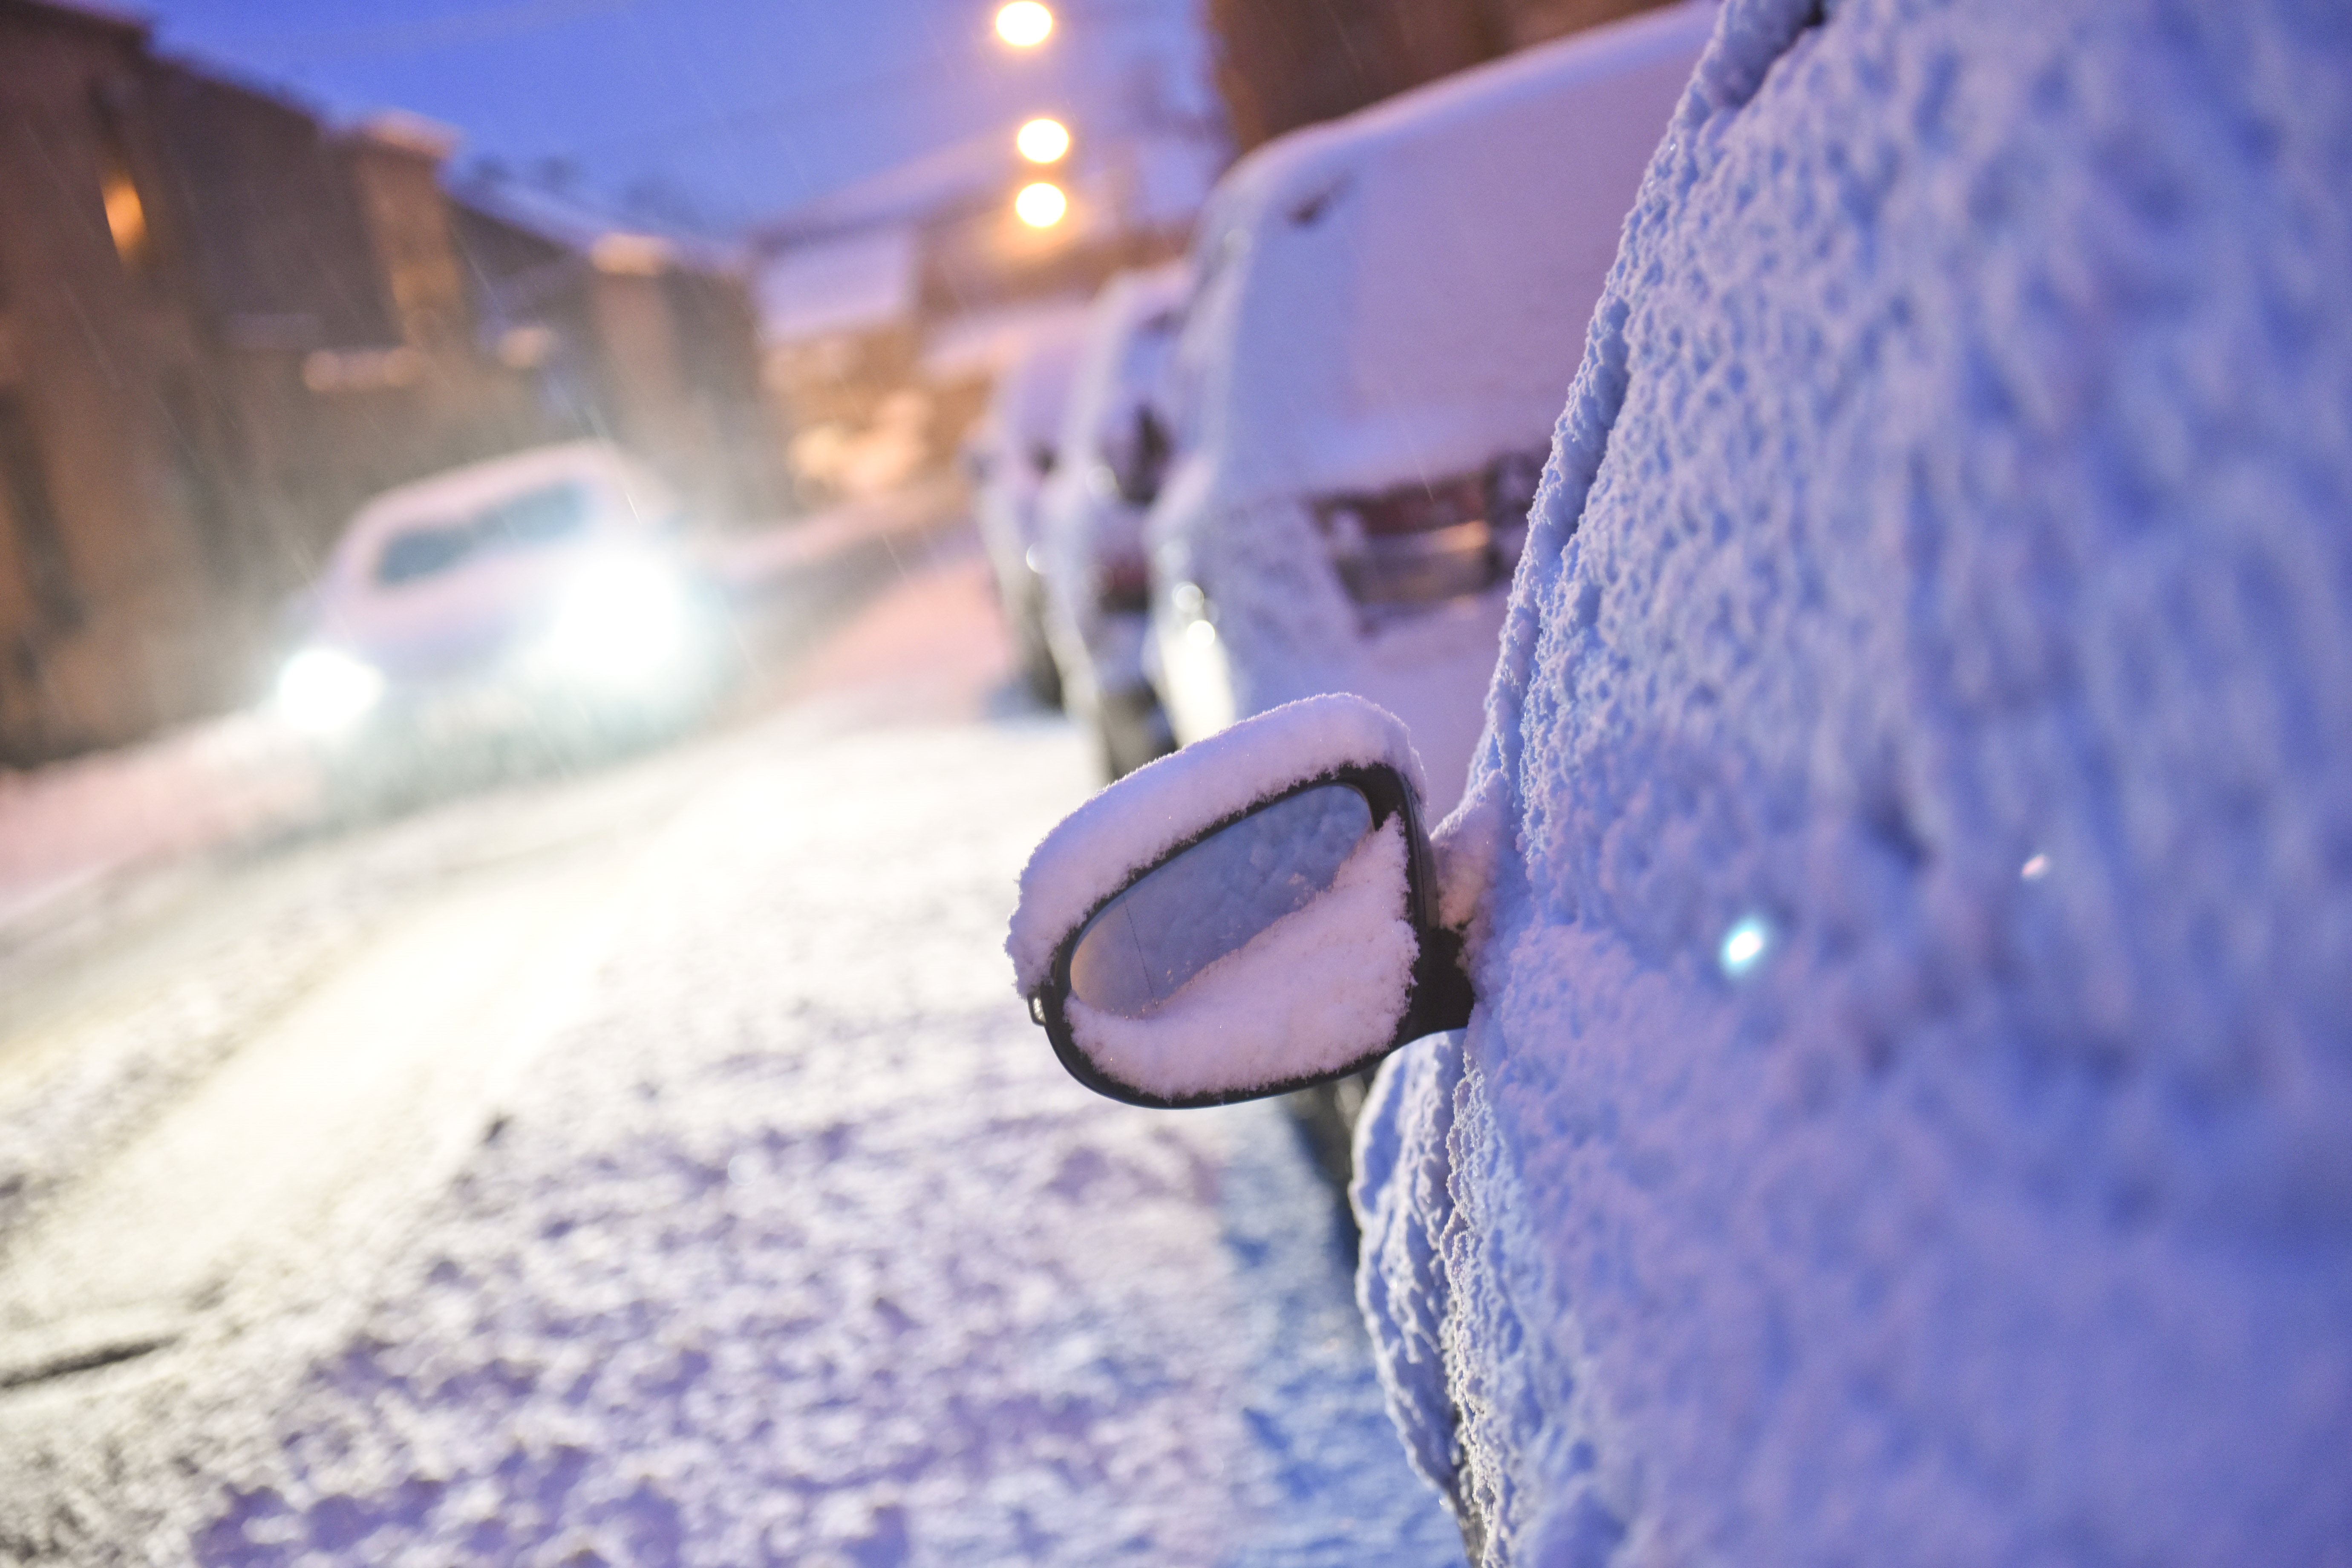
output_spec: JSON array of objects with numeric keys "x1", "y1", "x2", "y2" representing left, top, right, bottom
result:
[
  {"x1": 371, "y1": 481, "x2": 592, "y2": 586},
  {"x1": 373, "y1": 522, "x2": 476, "y2": 585},
  {"x1": 480, "y1": 481, "x2": 591, "y2": 546}
]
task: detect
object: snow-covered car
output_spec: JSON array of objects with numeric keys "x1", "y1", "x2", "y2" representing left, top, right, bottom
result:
[
  {"x1": 1011, "y1": 0, "x2": 2352, "y2": 1563},
  {"x1": 276, "y1": 441, "x2": 732, "y2": 796},
  {"x1": 1148, "y1": 0, "x2": 1713, "y2": 821},
  {"x1": 969, "y1": 316, "x2": 1089, "y2": 707},
  {"x1": 1035, "y1": 262, "x2": 1191, "y2": 780}
]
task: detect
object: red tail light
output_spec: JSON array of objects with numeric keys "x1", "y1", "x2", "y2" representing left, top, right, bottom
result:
[{"x1": 1310, "y1": 445, "x2": 1545, "y2": 621}]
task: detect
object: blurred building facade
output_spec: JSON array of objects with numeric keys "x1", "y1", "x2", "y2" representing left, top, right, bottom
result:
[
  {"x1": 752, "y1": 228, "x2": 929, "y2": 502},
  {"x1": 1206, "y1": 0, "x2": 1682, "y2": 149},
  {"x1": 752, "y1": 124, "x2": 1219, "y2": 503},
  {"x1": 0, "y1": 0, "x2": 242, "y2": 761},
  {"x1": 0, "y1": 0, "x2": 779, "y2": 764},
  {"x1": 450, "y1": 184, "x2": 784, "y2": 527},
  {"x1": 147, "y1": 72, "x2": 540, "y2": 592}
]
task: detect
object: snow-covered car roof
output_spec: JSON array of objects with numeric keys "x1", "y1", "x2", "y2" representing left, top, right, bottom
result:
[{"x1": 1170, "y1": 0, "x2": 1716, "y2": 508}]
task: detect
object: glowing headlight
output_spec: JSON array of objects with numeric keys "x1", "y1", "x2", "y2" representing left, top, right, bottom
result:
[
  {"x1": 276, "y1": 646, "x2": 383, "y2": 733},
  {"x1": 537, "y1": 556, "x2": 695, "y2": 688}
]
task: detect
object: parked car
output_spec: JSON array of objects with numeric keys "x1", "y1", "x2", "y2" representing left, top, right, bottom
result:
[
  {"x1": 969, "y1": 315, "x2": 1089, "y2": 707},
  {"x1": 1011, "y1": 1, "x2": 2352, "y2": 1564},
  {"x1": 1147, "y1": 0, "x2": 1714, "y2": 822},
  {"x1": 1035, "y1": 262, "x2": 1191, "y2": 780},
  {"x1": 276, "y1": 441, "x2": 732, "y2": 804},
  {"x1": 1143, "y1": 4, "x2": 1713, "y2": 1191}
]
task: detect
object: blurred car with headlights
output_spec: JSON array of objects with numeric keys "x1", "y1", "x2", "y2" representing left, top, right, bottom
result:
[
  {"x1": 968, "y1": 315, "x2": 1089, "y2": 708},
  {"x1": 1034, "y1": 262, "x2": 1190, "y2": 780},
  {"x1": 1148, "y1": 0, "x2": 1714, "y2": 821},
  {"x1": 275, "y1": 441, "x2": 733, "y2": 801}
]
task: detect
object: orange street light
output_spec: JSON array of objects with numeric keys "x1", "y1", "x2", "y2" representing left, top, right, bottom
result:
[
  {"x1": 1016, "y1": 116, "x2": 1071, "y2": 164},
  {"x1": 1015, "y1": 181, "x2": 1068, "y2": 228},
  {"x1": 995, "y1": 1, "x2": 1053, "y2": 47}
]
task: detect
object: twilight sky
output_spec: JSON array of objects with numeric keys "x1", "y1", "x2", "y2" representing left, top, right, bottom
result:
[{"x1": 132, "y1": 0, "x2": 1216, "y2": 235}]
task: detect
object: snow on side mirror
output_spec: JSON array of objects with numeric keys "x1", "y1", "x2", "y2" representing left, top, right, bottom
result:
[{"x1": 1008, "y1": 694, "x2": 1473, "y2": 1108}]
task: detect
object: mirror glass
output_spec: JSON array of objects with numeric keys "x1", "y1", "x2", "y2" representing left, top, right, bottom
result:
[
  {"x1": 1062, "y1": 784, "x2": 1418, "y2": 1101},
  {"x1": 1072, "y1": 784, "x2": 1371, "y2": 1015}
]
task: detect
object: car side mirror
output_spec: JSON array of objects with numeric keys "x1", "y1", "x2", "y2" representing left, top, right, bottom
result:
[{"x1": 1008, "y1": 695, "x2": 1473, "y2": 1108}]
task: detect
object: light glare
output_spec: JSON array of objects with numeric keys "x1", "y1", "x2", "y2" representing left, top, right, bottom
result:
[
  {"x1": 995, "y1": 1, "x2": 1053, "y2": 46},
  {"x1": 539, "y1": 556, "x2": 694, "y2": 690},
  {"x1": 277, "y1": 647, "x2": 383, "y2": 734},
  {"x1": 1015, "y1": 181, "x2": 1068, "y2": 228},
  {"x1": 1017, "y1": 117, "x2": 1071, "y2": 164},
  {"x1": 1719, "y1": 914, "x2": 1773, "y2": 979}
]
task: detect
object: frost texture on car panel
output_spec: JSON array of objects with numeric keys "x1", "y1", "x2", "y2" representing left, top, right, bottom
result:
[
  {"x1": 1365, "y1": 0, "x2": 2352, "y2": 1562},
  {"x1": 1350, "y1": 1030, "x2": 1467, "y2": 1502},
  {"x1": 1008, "y1": 692, "x2": 1426, "y2": 996}
]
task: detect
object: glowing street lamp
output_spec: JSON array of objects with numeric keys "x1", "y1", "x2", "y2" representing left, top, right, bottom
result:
[
  {"x1": 1015, "y1": 180, "x2": 1068, "y2": 228},
  {"x1": 994, "y1": 1, "x2": 1053, "y2": 47},
  {"x1": 1016, "y1": 116, "x2": 1071, "y2": 164}
]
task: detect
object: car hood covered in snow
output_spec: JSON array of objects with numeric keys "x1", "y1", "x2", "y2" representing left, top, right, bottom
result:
[{"x1": 1357, "y1": 0, "x2": 2352, "y2": 1562}]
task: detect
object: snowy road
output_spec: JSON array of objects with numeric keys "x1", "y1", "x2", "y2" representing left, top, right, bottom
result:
[{"x1": 0, "y1": 530, "x2": 1461, "y2": 1566}]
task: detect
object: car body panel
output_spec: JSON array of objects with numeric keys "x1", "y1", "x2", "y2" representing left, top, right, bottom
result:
[{"x1": 1355, "y1": 0, "x2": 2352, "y2": 1562}]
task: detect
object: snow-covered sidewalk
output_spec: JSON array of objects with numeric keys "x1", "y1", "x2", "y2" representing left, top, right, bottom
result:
[
  {"x1": 37, "y1": 548, "x2": 1461, "y2": 1565},
  {"x1": 0, "y1": 712, "x2": 319, "y2": 943}
]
